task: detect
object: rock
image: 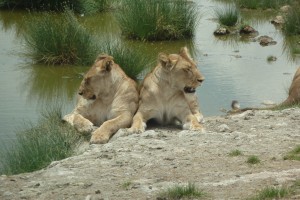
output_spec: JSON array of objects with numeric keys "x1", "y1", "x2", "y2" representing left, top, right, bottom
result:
[
  {"x1": 271, "y1": 16, "x2": 284, "y2": 25},
  {"x1": 256, "y1": 36, "x2": 277, "y2": 46},
  {"x1": 214, "y1": 27, "x2": 230, "y2": 36},
  {"x1": 262, "y1": 100, "x2": 276, "y2": 106},
  {"x1": 218, "y1": 124, "x2": 230, "y2": 132},
  {"x1": 240, "y1": 25, "x2": 258, "y2": 35},
  {"x1": 280, "y1": 5, "x2": 291, "y2": 12}
]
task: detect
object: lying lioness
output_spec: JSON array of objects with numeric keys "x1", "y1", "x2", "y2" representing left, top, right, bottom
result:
[
  {"x1": 128, "y1": 47, "x2": 205, "y2": 133},
  {"x1": 63, "y1": 54, "x2": 139, "y2": 144}
]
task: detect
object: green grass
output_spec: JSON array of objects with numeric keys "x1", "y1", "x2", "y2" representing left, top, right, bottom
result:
[
  {"x1": 157, "y1": 183, "x2": 205, "y2": 199},
  {"x1": 122, "y1": 181, "x2": 132, "y2": 190},
  {"x1": 117, "y1": 0, "x2": 198, "y2": 41},
  {"x1": 24, "y1": 9, "x2": 98, "y2": 66},
  {"x1": 284, "y1": 145, "x2": 300, "y2": 161},
  {"x1": 246, "y1": 155, "x2": 261, "y2": 164},
  {"x1": 0, "y1": 107, "x2": 83, "y2": 175},
  {"x1": 229, "y1": 149, "x2": 243, "y2": 156},
  {"x1": 98, "y1": 38, "x2": 151, "y2": 80},
  {"x1": 214, "y1": 4, "x2": 240, "y2": 27},
  {"x1": 248, "y1": 186, "x2": 291, "y2": 200},
  {"x1": 283, "y1": 5, "x2": 300, "y2": 36},
  {"x1": 235, "y1": 0, "x2": 292, "y2": 10}
]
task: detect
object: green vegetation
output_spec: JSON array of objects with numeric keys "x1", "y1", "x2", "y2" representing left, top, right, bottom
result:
[
  {"x1": 283, "y1": 5, "x2": 300, "y2": 36},
  {"x1": 0, "y1": 107, "x2": 83, "y2": 175},
  {"x1": 246, "y1": 155, "x2": 261, "y2": 164},
  {"x1": 214, "y1": 4, "x2": 240, "y2": 26},
  {"x1": 24, "y1": 10, "x2": 98, "y2": 66},
  {"x1": 157, "y1": 183, "x2": 205, "y2": 199},
  {"x1": 248, "y1": 186, "x2": 291, "y2": 200},
  {"x1": 284, "y1": 145, "x2": 300, "y2": 161},
  {"x1": 235, "y1": 0, "x2": 292, "y2": 10},
  {"x1": 99, "y1": 38, "x2": 151, "y2": 80},
  {"x1": 0, "y1": 0, "x2": 114, "y2": 13},
  {"x1": 229, "y1": 149, "x2": 243, "y2": 156},
  {"x1": 117, "y1": 0, "x2": 198, "y2": 41},
  {"x1": 122, "y1": 181, "x2": 132, "y2": 190}
]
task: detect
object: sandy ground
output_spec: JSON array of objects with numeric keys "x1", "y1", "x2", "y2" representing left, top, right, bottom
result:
[{"x1": 1, "y1": 108, "x2": 300, "y2": 200}]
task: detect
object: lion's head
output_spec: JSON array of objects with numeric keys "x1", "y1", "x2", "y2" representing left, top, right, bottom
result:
[
  {"x1": 158, "y1": 47, "x2": 205, "y2": 93},
  {"x1": 78, "y1": 54, "x2": 114, "y2": 100}
]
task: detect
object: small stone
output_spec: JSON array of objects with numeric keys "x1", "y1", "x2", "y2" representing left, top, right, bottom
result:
[
  {"x1": 271, "y1": 16, "x2": 284, "y2": 25},
  {"x1": 257, "y1": 36, "x2": 277, "y2": 46},
  {"x1": 240, "y1": 25, "x2": 257, "y2": 34},
  {"x1": 218, "y1": 124, "x2": 230, "y2": 132},
  {"x1": 214, "y1": 27, "x2": 230, "y2": 36},
  {"x1": 280, "y1": 5, "x2": 291, "y2": 12}
]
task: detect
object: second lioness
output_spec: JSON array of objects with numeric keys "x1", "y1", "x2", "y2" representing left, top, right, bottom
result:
[
  {"x1": 63, "y1": 54, "x2": 139, "y2": 144},
  {"x1": 128, "y1": 47, "x2": 205, "y2": 133}
]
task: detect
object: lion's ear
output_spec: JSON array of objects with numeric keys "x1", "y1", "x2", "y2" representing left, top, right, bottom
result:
[
  {"x1": 159, "y1": 53, "x2": 177, "y2": 70},
  {"x1": 179, "y1": 47, "x2": 193, "y2": 61}
]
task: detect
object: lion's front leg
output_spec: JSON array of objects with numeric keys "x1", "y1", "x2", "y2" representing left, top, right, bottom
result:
[
  {"x1": 184, "y1": 93, "x2": 204, "y2": 123},
  {"x1": 90, "y1": 112, "x2": 132, "y2": 144},
  {"x1": 127, "y1": 112, "x2": 147, "y2": 134},
  {"x1": 63, "y1": 113, "x2": 94, "y2": 133}
]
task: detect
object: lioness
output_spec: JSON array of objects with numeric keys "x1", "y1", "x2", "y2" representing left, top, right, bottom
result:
[
  {"x1": 63, "y1": 54, "x2": 139, "y2": 144},
  {"x1": 229, "y1": 67, "x2": 300, "y2": 113},
  {"x1": 128, "y1": 47, "x2": 205, "y2": 133}
]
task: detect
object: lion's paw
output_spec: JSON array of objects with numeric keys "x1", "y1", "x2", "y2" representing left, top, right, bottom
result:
[{"x1": 90, "y1": 133, "x2": 110, "y2": 144}]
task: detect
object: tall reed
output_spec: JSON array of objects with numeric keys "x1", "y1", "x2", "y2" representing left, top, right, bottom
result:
[
  {"x1": 24, "y1": 10, "x2": 98, "y2": 65},
  {"x1": 283, "y1": 5, "x2": 300, "y2": 36},
  {"x1": 117, "y1": 0, "x2": 198, "y2": 41},
  {"x1": 215, "y1": 4, "x2": 240, "y2": 26},
  {"x1": 0, "y1": 107, "x2": 83, "y2": 175}
]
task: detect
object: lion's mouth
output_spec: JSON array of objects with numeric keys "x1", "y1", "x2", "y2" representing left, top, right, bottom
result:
[{"x1": 184, "y1": 87, "x2": 196, "y2": 93}]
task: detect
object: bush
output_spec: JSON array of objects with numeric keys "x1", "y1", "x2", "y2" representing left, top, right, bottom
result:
[
  {"x1": 99, "y1": 37, "x2": 151, "y2": 80},
  {"x1": 214, "y1": 4, "x2": 240, "y2": 27},
  {"x1": 0, "y1": 107, "x2": 83, "y2": 175},
  {"x1": 24, "y1": 9, "x2": 98, "y2": 65},
  {"x1": 117, "y1": 0, "x2": 198, "y2": 41},
  {"x1": 283, "y1": 5, "x2": 300, "y2": 36}
]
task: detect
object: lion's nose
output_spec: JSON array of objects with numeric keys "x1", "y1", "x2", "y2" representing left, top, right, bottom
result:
[{"x1": 78, "y1": 91, "x2": 83, "y2": 95}]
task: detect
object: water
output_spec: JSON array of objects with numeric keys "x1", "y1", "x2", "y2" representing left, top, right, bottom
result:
[{"x1": 0, "y1": 1, "x2": 299, "y2": 148}]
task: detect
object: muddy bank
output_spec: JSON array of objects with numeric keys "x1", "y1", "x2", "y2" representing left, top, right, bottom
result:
[{"x1": 1, "y1": 108, "x2": 300, "y2": 200}]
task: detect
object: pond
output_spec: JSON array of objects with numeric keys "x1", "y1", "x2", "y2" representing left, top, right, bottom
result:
[{"x1": 0, "y1": 0, "x2": 299, "y2": 148}]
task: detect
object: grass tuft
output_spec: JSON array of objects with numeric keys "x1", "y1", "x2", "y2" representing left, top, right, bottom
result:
[
  {"x1": 246, "y1": 155, "x2": 260, "y2": 164},
  {"x1": 24, "y1": 9, "x2": 98, "y2": 66},
  {"x1": 157, "y1": 182, "x2": 205, "y2": 199},
  {"x1": 284, "y1": 145, "x2": 300, "y2": 161},
  {"x1": 283, "y1": 4, "x2": 300, "y2": 36},
  {"x1": 248, "y1": 186, "x2": 291, "y2": 200},
  {"x1": 229, "y1": 149, "x2": 243, "y2": 156},
  {"x1": 117, "y1": 0, "x2": 198, "y2": 41},
  {"x1": 214, "y1": 4, "x2": 240, "y2": 27},
  {"x1": 0, "y1": 107, "x2": 83, "y2": 175},
  {"x1": 98, "y1": 37, "x2": 151, "y2": 80}
]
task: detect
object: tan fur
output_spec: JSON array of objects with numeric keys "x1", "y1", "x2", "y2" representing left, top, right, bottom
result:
[
  {"x1": 63, "y1": 54, "x2": 139, "y2": 144},
  {"x1": 128, "y1": 47, "x2": 205, "y2": 133}
]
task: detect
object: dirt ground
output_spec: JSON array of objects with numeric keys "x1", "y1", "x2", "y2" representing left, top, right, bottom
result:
[{"x1": 1, "y1": 108, "x2": 300, "y2": 200}]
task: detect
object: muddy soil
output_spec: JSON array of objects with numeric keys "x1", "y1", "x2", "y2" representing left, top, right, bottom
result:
[{"x1": 1, "y1": 108, "x2": 300, "y2": 200}]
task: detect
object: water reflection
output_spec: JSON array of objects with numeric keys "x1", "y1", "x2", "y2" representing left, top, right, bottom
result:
[{"x1": 23, "y1": 65, "x2": 86, "y2": 105}]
